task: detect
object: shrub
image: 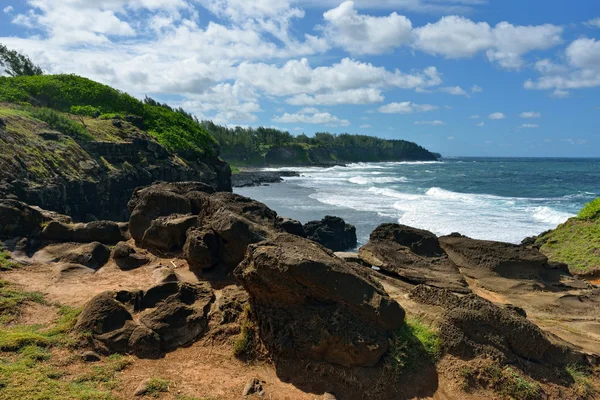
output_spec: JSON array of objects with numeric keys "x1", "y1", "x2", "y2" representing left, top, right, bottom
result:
[
  {"x1": 70, "y1": 105, "x2": 100, "y2": 117},
  {"x1": 386, "y1": 318, "x2": 440, "y2": 376},
  {"x1": 29, "y1": 107, "x2": 93, "y2": 141},
  {"x1": 578, "y1": 198, "x2": 600, "y2": 220}
]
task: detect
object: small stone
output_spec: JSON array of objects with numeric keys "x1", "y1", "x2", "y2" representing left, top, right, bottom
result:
[
  {"x1": 134, "y1": 378, "x2": 151, "y2": 396},
  {"x1": 323, "y1": 393, "x2": 337, "y2": 400},
  {"x1": 242, "y1": 377, "x2": 263, "y2": 396},
  {"x1": 81, "y1": 351, "x2": 101, "y2": 362}
]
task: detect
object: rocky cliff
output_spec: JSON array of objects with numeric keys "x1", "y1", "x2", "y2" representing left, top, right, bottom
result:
[{"x1": 0, "y1": 104, "x2": 231, "y2": 221}]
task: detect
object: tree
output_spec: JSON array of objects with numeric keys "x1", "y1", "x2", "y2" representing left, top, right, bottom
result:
[{"x1": 0, "y1": 44, "x2": 43, "y2": 77}]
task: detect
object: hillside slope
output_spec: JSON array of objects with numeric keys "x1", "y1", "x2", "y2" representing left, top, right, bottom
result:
[{"x1": 0, "y1": 75, "x2": 231, "y2": 221}]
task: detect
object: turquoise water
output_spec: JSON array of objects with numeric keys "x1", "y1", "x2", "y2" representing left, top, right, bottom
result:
[{"x1": 235, "y1": 158, "x2": 600, "y2": 245}]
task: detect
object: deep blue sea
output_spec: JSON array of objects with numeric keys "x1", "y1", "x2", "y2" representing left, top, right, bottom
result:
[{"x1": 235, "y1": 158, "x2": 600, "y2": 245}]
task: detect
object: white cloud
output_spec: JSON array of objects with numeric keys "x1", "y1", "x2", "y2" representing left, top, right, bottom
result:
[
  {"x1": 379, "y1": 101, "x2": 438, "y2": 114},
  {"x1": 489, "y1": 112, "x2": 506, "y2": 119},
  {"x1": 286, "y1": 88, "x2": 384, "y2": 105},
  {"x1": 414, "y1": 120, "x2": 445, "y2": 125},
  {"x1": 413, "y1": 16, "x2": 563, "y2": 69},
  {"x1": 3, "y1": 6, "x2": 13, "y2": 14},
  {"x1": 469, "y1": 114, "x2": 480, "y2": 119},
  {"x1": 273, "y1": 110, "x2": 350, "y2": 126},
  {"x1": 298, "y1": 0, "x2": 487, "y2": 14},
  {"x1": 585, "y1": 18, "x2": 600, "y2": 28},
  {"x1": 521, "y1": 124, "x2": 539, "y2": 128},
  {"x1": 440, "y1": 86, "x2": 469, "y2": 96},
  {"x1": 360, "y1": 124, "x2": 371, "y2": 128},
  {"x1": 525, "y1": 38, "x2": 600, "y2": 94},
  {"x1": 471, "y1": 84, "x2": 483, "y2": 93},
  {"x1": 520, "y1": 111, "x2": 541, "y2": 118},
  {"x1": 299, "y1": 107, "x2": 320, "y2": 114},
  {"x1": 447, "y1": 136, "x2": 455, "y2": 140},
  {"x1": 321, "y1": 1, "x2": 413, "y2": 55},
  {"x1": 476, "y1": 121, "x2": 484, "y2": 126},
  {"x1": 551, "y1": 89, "x2": 570, "y2": 98}
]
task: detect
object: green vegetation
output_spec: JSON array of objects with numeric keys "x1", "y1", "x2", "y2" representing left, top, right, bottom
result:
[
  {"x1": 0, "y1": 44, "x2": 43, "y2": 77},
  {"x1": 566, "y1": 365, "x2": 598, "y2": 399},
  {"x1": 579, "y1": 198, "x2": 600, "y2": 220},
  {"x1": 385, "y1": 318, "x2": 440, "y2": 376},
  {"x1": 0, "y1": 284, "x2": 127, "y2": 399},
  {"x1": 0, "y1": 280, "x2": 44, "y2": 324},
  {"x1": 460, "y1": 363, "x2": 542, "y2": 400},
  {"x1": 233, "y1": 304, "x2": 258, "y2": 360},
  {"x1": 536, "y1": 198, "x2": 600, "y2": 275},
  {"x1": 144, "y1": 378, "x2": 170, "y2": 397},
  {"x1": 202, "y1": 121, "x2": 438, "y2": 166},
  {"x1": 0, "y1": 246, "x2": 17, "y2": 271},
  {"x1": 0, "y1": 74, "x2": 217, "y2": 157},
  {"x1": 29, "y1": 107, "x2": 93, "y2": 141}
]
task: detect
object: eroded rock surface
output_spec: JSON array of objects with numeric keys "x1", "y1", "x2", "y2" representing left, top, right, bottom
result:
[
  {"x1": 75, "y1": 282, "x2": 215, "y2": 358},
  {"x1": 235, "y1": 233, "x2": 405, "y2": 367},
  {"x1": 304, "y1": 216, "x2": 357, "y2": 251},
  {"x1": 359, "y1": 224, "x2": 470, "y2": 293}
]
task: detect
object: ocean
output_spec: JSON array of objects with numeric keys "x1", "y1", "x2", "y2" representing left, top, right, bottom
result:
[{"x1": 235, "y1": 158, "x2": 600, "y2": 246}]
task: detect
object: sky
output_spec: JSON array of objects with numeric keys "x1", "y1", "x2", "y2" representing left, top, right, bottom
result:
[{"x1": 0, "y1": 0, "x2": 599, "y2": 157}]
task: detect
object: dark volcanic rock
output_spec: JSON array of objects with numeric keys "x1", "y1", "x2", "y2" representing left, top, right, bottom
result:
[
  {"x1": 234, "y1": 233, "x2": 405, "y2": 367},
  {"x1": 409, "y1": 286, "x2": 587, "y2": 366},
  {"x1": 277, "y1": 217, "x2": 306, "y2": 237},
  {"x1": 111, "y1": 242, "x2": 149, "y2": 270},
  {"x1": 141, "y1": 215, "x2": 199, "y2": 251},
  {"x1": 76, "y1": 282, "x2": 215, "y2": 358},
  {"x1": 42, "y1": 242, "x2": 111, "y2": 270},
  {"x1": 42, "y1": 220, "x2": 127, "y2": 244},
  {"x1": 303, "y1": 216, "x2": 357, "y2": 252},
  {"x1": 359, "y1": 224, "x2": 470, "y2": 294},
  {"x1": 183, "y1": 228, "x2": 220, "y2": 272},
  {"x1": 231, "y1": 170, "x2": 299, "y2": 188},
  {"x1": 0, "y1": 199, "x2": 45, "y2": 239}
]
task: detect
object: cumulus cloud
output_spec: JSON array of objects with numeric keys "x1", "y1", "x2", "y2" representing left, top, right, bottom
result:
[
  {"x1": 321, "y1": 1, "x2": 412, "y2": 55},
  {"x1": 273, "y1": 110, "x2": 351, "y2": 126},
  {"x1": 489, "y1": 112, "x2": 506, "y2": 119},
  {"x1": 525, "y1": 37, "x2": 600, "y2": 94},
  {"x1": 414, "y1": 120, "x2": 445, "y2": 125},
  {"x1": 378, "y1": 101, "x2": 438, "y2": 114},
  {"x1": 3, "y1": 6, "x2": 13, "y2": 13},
  {"x1": 413, "y1": 16, "x2": 563, "y2": 69},
  {"x1": 476, "y1": 121, "x2": 485, "y2": 126},
  {"x1": 471, "y1": 85, "x2": 483, "y2": 93},
  {"x1": 286, "y1": 88, "x2": 384, "y2": 106},
  {"x1": 585, "y1": 18, "x2": 600, "y2": 28},
  {"x1": 520, "y1": 111, "x2": 541, "y2": 118}
]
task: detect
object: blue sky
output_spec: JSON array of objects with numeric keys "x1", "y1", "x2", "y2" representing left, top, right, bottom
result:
[{"x1": 1, "y1": 0, "x2": 599, "y2": 157}]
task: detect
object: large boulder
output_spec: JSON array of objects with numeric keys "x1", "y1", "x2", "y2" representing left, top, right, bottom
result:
[
  {"x1": 234, "y1": 234, "x2": 405, "y2": 367},
  {"x1": 0, "y1": 199, "x2": 45, "y2": 239},
  {"x1": 183, "y1": 228, "x2": 220, "y2": 273},
  {"x1": 303, "y1": 216, "x2": 357, "y2": 251},
  {"x1": 359, "y1": 224, "x2": 470, "y2": 293},
  {"x1": 141, "y1": 215, "x2": 199, "y2": 251},
  {"x1": 111, "y1": 242, "x2": 150, "y2": 270},
  {"x1": 76, "y1": 282, "x2": 215, "y2": 358},
  {"x1": 42, "y1": 221, "x2": 128, "y2": 244},
  {"x1": 409, "y1": 285, "x2": 588, "y2": 366},
  {"x1": 39, "y1": 242, "x2": 111, "y2": 270}
]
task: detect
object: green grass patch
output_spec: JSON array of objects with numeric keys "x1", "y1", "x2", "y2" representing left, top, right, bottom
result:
[
  {"x1": 230, "y1": 164, "x2": 241, "y2": 174},
  {"x1": 0, "y1": 246, "x2": 17, "y2": 271},
  {"x1": 385, "y1": 318, "x2": 440, "y2": 376},
  {"x1": 536, "y1": 218, "x2": 600, "y2": 275},
  {"x1": 579, "y1": 198, "x2": 600, "y2": 221},
  {"x1": 29, "y1": 107, "x2": 93, "y2": 141},
  {"x1": 144, "y1": 378, "x2": 170, "y2": 397},
  {"x1": 0, "y1": 280, "x2": 45, "y2": 324},
  {"x1": 460, "y1": 363, "x2": 542, "y2": 400},
  {"x1": 233, "y1": 304, "x2": 258, "y2": 360},
  {"x1": 566, "y1": 365, "x2": 598, "y2": 399}
]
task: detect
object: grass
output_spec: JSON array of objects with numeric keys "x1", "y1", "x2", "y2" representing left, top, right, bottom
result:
[
  {"x1": 29, "y1": 107, "x2": 94, "y2": 142},
  {"x1": 144, "y1": 378, "x2": 170, "y2": 397},
  {"x1": 0, "y1": 285, "x2": 122, "y2": 399},
  {"x1": 230, "y1": 164, "x2": 241, "y2": 174},
  {"x1": 0, "y1": 246, "x2": 17, "y2": 271},
  {"x1": 385, "y1": 318, "x2": 440, "y2": 376},
  {"x1": 0, "y1": 280, "x2": 45, "y2": 324},
  {"x1": 460, "y1": 363, "x2": 542, "y2": 400},
  {"x1": 566, "y1": 365, "x2": 598, "y2": 399},
  {"x1": 579, "y1": 198, "x2": 600, "y2": 220},
  {"x1": 233, "y1": 303, "x2": 257, "y2": 360},
  {"x1": 536, "y1": 217, "x2": 600, "y2": 275}
]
